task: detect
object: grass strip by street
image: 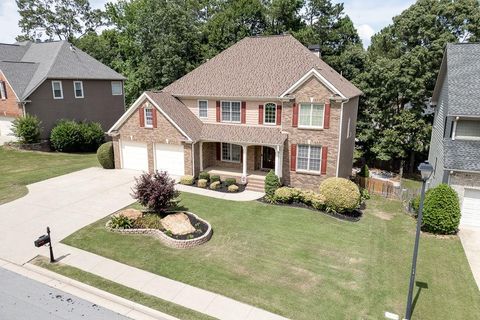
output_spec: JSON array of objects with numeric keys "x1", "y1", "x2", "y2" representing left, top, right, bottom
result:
[{"x1": 31, "y1": 256, "x2": 215, "y2": 320}]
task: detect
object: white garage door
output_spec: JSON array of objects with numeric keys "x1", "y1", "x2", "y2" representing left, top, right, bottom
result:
[
  {"x1": 121, "y1": 141, "x2": 148, "y2": 171},
  {"x1": 155, "y1": 144, "x2": 184, "y2": 176},
  {"x1": 0, "y1": 117, "x2": 14, "y2": 136},
  {"x1": 461, "y1": 188, "x2": 480, "y2": 227}
]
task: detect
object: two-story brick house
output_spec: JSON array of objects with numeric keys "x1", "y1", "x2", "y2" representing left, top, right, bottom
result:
[
  {"x1": 108, "y1": 35, "x2": 362, "y2": 191},
  {"x1": 0, "y1": 40, "x2": 125, "y2": 140},
  {"x1": 428, "y1": 43, "x2": 480, "y2": 227}
]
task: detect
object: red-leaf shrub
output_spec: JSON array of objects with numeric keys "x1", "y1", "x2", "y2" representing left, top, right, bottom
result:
[{"x1": 131, "y1": 171, "x2": 179, "y2": 212}]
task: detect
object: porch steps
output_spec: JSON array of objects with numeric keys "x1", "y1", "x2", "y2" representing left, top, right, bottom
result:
[{"x1": 246, "y1": 176, "x2": 265, "y2": 193}]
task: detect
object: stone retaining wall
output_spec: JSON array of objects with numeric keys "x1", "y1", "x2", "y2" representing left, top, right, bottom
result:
[{"x1": 106, "y1": 211, "x2": 212, "y2": 249}]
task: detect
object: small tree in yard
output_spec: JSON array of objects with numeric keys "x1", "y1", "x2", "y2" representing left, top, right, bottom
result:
[
  {"x1": 11, "y1": 114, "x2": 42, "y2": 143},
  {"x1": 131, "y1": 171, "x2": 179, "y2": 212},
  {"x1": 264, "y1": 170, "x2": 280, "y2": 199}
]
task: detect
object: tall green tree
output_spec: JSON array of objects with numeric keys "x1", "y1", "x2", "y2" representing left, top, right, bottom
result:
[
  {"x1": 357, "y1": 0, "x2": 480, "y2": 173},
  {"x1": 16, "y1": 0, "x2": 105, "y2": 41},
  {"x1": 265, "y1": 0, "x2": 304, "y2": 34}
]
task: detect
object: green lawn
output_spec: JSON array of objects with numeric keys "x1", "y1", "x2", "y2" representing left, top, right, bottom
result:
[
  {"x1": 0, "y1": 147, "x2": 98, "y2": 204},
  {"x1": 32, "y1": 256, "x2": 214, "y2": 320},
  {"x1": 63, "y1": 193, "x2": 480, "y2": 320}
]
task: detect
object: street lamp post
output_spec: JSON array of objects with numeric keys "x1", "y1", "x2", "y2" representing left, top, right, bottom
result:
[{"x1": 405, "y1": 162, "x2": 433, "y2": 320}]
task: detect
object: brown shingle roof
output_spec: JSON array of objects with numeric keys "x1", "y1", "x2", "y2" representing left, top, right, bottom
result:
[
  {"x1": 201, "y1": 123, "x2": 287, "y2": 145},
  {"x1": 163, "y1": 34, "x2": 362, "y2": 99},
  {"x1": 146, "y1": 91, "x2": 203, "y2": 141}
]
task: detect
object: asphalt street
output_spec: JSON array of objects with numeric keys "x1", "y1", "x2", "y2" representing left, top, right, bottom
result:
[{"x1": 0, "y1": 267, "x2": 131, "y2": 320}]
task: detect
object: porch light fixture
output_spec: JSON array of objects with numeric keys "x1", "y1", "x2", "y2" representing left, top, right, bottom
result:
[{"x1": 404, "y1": 161, "x2": 433, "y2": 320}]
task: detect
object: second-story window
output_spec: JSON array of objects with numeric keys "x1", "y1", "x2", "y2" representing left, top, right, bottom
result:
[
  {"x1": 0, "y1": 81, "x2": 6, "y2": 100},
  {"x1": 52, "y1": 81, "x2": 63, "y2": 99},
  {"x1": 455, "y1": 119, "x2": 480, "y2": 140},
  {"x1": 299, "y1": 103, "x2": 324, "y2": 128},
  {"x1": 198, "y1": 100, "x2": 208, "y2": 118},
  {"x1": 264, "y1": 103, "x2": 276, "y2": 125},
  {"x1": 144, "y1": 107, "x2": 154, "y2": 128},
  {"x1": 73, "y1": 81, "x2": 84, "y2": 98},
  {"x1": 111, "y1": 81, "x2": 123, "y2": 95},
  {"x1": 221, "y1": 101, "x2": 241, "y2": 122}
]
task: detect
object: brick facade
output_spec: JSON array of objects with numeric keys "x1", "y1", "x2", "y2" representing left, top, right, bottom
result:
[{"x1": 0, "y1": 73, "x2": 23, "y2": 118}]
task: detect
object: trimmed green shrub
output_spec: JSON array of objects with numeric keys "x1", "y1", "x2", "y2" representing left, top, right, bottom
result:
[
  {"x1": 199, "y1": 171, "x2": 210, "y2": 181},
  {"x1": 210, "y1": 181, "x2": 221, "y2": 190},
  {"x1": 97, "y1": 142, "x2": 114, "y2": 169},
  {"x1": 179, "y1": 175, "x2": 194, "y2": 185},
  {"x1": 210, "y1": 175, "x2": 221, "y2": 183},
  {"x1": 301, "y1": 190, "x2": 326, "y2": 209},
  {"x1": 11, "y1": 114, "x2": 42, "y2": 144},
  {"x1": 132, "y1": 171, "x2": 179, "y2": 212},
  {"x1": 274, "y1": 187, "x2": 297, "y2": 203},
  {"x1": 110, "y1": 215, "x2": 133, "y2": 229},
  {"x1": 198, "y1": 179, "x2": 208, "y2": 188},
  {"x1": 228, "y1": 184, "x2": 239, "y2": 192},
  {"x1": 359, "y1": 164, "x2": 370, "y2": 178},
  {"x1": 265, "y1": 170, "x2": 280, "y2": 198},
  {"x1": 319, "y1": 177, "x2": 361, "y2": 213},
  {"x1": 50, "y1": 120, "x2": 104, "y2": 152},
  {"x1": 225, "y1": 178, "x2": 237, "y2": 187},
  {"x1": 360, "y1": 188, "x2": 370, "y2": 202},
  {"x1": 422, "y1": 184, "x2": 460, "y2": 234}
]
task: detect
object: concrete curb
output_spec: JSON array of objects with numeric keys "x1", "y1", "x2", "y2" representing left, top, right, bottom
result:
[{"x1": 1, "y1": 258, "x2": 180, "y2": 320}]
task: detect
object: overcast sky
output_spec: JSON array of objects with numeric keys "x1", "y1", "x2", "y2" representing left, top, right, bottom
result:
[{"x1": 0, "y1": 0, "x2": 415, "y2": 47}]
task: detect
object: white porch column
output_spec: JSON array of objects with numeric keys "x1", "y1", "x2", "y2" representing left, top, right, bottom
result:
[
  {"x1": 275, "y1": 145, "x2": 283, "y2": 178},
  {"x1": 242, "y1": 145, "x2": 248, "y2": 183},
  {"x1": 199, "y1": 141, "x2": 203, "y2": 171}
]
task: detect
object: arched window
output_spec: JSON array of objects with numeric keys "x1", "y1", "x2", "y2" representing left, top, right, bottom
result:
[{"x1": 264, "y1": 103, "x2": 276, "y2": 124}]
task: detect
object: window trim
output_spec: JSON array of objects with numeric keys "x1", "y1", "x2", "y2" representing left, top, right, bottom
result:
[
  {"x1": 51, "y1": 81, "x2": 63, "y2": 99},
  {"x1": 198, "y1": 100, "x2": 208, "y2": 118},
  {"x1": 298, "y1": 103, "x2": 325, "y2": 129},
  {"x1": 0, "y1": 81, "x2": 6, "y2": 100},
  {"x1": 221, "y1": 100, "x2": 242, "y2": 123},
  {"x1": 111, "y1": 81, "x2": 123, "y2": 96},
  {"x1": 296, "y1": 144, "x2": 322, "y2": 173},
  {"x1": 454, "y1": 118, "x2": 480, "y2": 141},
  {"x1": 73, "y1": 81, "x2": 84, "y2": 98},
  {"x1": 263, "y1": 102, "x2": 277, "y2": 125},
  {"x1": 144, "y1": 106, "x2": 154, "y2": 128},
  {"x1": 221, "y1": 143, "x2": 241, "y2": 163}
]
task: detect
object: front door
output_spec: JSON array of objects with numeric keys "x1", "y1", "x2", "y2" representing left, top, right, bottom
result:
[{"x1": 262, "y1": 146, "x2": 275, "y2": 170}]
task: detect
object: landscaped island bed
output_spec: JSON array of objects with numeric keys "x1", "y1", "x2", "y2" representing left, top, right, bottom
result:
[{"x1": 63, "y1": 192, "x2": 480, "y2": 320}]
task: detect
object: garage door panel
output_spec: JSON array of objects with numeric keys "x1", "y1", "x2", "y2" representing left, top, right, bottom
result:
[
  {"x1": 155, "y1": 144, "x2": 184, "y2": 176},
  {"x1": 0, "y1": 117, "x2": 15, "y2": 136},
  {"x1": 121, "y1": 141, "x2": 148, "y2": 171},
  {"x1": 461, "y1": 188, "x2": 480, "y2": 227}
]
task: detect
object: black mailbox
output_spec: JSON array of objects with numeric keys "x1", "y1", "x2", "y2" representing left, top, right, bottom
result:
[{"x1": 34, "y1": 234, "x2": 50, "y2": 247}]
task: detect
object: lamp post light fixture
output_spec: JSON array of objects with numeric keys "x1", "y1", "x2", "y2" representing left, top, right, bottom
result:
[{"x1": 405, "y1": 161, "x2": 433, "y2": 320}]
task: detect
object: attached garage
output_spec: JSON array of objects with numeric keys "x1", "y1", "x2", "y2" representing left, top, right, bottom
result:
[
  {"x1": 155, "y1": 143, "x2": 184, "y2": 176},
  {"x1": 0, "y1": 116, "x2": 14, "y2": 136},
  {"x1": 121, "y1": 141, "x2": 148, "y2": 171},
  {"x1": 461, "y1": 188, "x2": 480, "y2": 227}
]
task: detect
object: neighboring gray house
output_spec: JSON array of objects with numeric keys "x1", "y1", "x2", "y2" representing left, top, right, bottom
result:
[
  {"x1": 428, "y1": 43, "x2": 480, "y2": 227},
  {"x1": 0, "y1": 40, "x2": 125, "y2": 139}
]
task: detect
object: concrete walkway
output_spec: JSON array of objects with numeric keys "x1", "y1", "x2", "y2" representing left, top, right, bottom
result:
[
  {"x1": 49, "y1": 244, "x2": 287, "y2": 320},
  {"x1": 459, "y1": 226, "x2": 480, "y2": 290},
  {"x1": 176, "y1": 184, "x2": 264, "y2": 201}
]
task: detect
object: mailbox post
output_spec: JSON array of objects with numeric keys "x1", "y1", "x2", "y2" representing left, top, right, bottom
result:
[{"x1": 34, "y1": 227, "x2": 55, "y2": 263}]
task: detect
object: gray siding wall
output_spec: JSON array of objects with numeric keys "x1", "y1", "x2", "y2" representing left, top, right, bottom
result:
[
  {"x1": 337, "y1": 96, "x2": 359, "y2": 178},
  {"x1": 428, "y1": 74, "x2": 448, "y2": 187},
  {"x1": 26, "y1": 79, "x2": 125, "y2": 138}
]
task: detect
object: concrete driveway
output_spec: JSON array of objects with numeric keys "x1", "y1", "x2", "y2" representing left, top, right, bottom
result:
[
  {"x1": 459, "y1": 226, "x2": 480, "y2": 290},
  {"x1": 0, "y1": 168, "x2": 137, "y2": 265}
]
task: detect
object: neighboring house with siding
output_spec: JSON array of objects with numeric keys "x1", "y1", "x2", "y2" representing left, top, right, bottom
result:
[
  {"x1": 0, "y1": 40, "x2": 125, "y2": 139},
  {"x1": 108, "y1": 35, "x2": 362, "y2": 191},
  {"x1": 428, "y1": 43, "x2": 480, "y2": 227}
]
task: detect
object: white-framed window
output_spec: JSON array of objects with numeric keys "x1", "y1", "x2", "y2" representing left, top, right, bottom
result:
[
  {"x1": 73, "y1": 81, "x2": 84, "y2": 98},
  {"x1": 51, "y1": 81, "x2": 63, "y2": 99},
  {"x1": 221, "y1": 101, "x2": 241, "y2": 123},
  {"x1": 221, "y1": 143, "x2": 241, "y2": 162},
  {"x1": 198, "y1": 100, "x2": 208, "y2": 118},
  {"x1": 0, "y1": 81, "x2": 6, "y2": 100},
  {"x1": 111, "y1": 81, "x2": 123, "y2": 95},
  {"x1": 264, "y1": 102, "x2": 276, "y2": 125},
  {"x1": 455, "y1": 119, "x2": 480, "y2": 140},
  {"x1": 297, "y1": 145, "x2": 322, "y2": 173},
  {"x1": 299, "y1": 103, "x2": 324, "y2": 128},
  {"x1": 144, "y1": 107, "x2": 154, "y2": 128}
]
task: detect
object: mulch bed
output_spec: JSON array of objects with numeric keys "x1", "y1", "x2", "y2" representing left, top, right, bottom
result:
[
  {"x1": 137, "y1": 211, "x2": 210, "y2": 240},
  {"x1": 257, "y1": 197, "x2": 363, "y2": 222},
  {"x1": 183, "y1": 180, "x2": 246, "y2": 194}
]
